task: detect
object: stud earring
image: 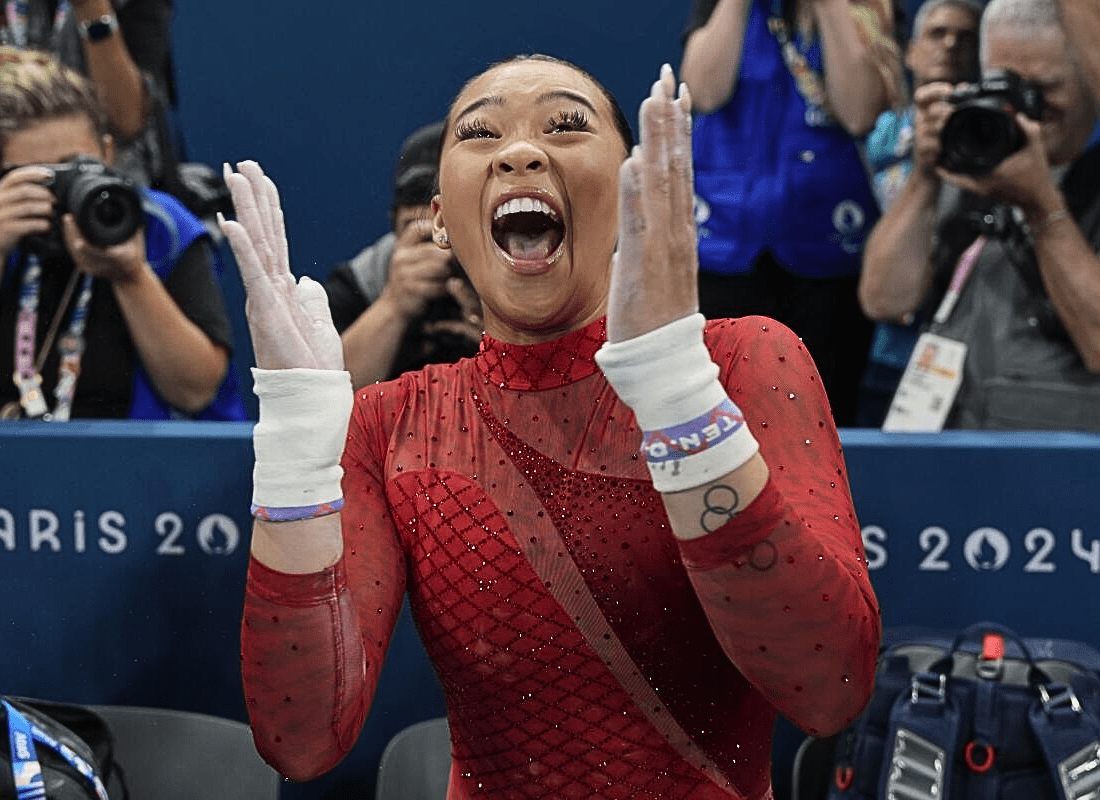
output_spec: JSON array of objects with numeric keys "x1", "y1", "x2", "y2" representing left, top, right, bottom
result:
[{"x1": 437, "y1": 231, "x2": 449, "y2": 246}]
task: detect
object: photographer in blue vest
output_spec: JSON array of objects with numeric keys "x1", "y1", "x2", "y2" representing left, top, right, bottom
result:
[
  {"x1": 681, "y1": 0, "x2": 904, "y2": 426},
  {"x1": 0, "y1": 47, "x2": 244, "y2": 420},
  {"x1": 859, "y1": 0, "x2": 1100, "y2": 431}
]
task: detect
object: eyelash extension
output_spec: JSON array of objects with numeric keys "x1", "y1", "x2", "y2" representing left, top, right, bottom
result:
[
  {"x1": 455, "y1": 118, "x2": 494, "y2": 140},
  {"x1": 548, "y1": 109, "x2": 590, "y2": 132}
]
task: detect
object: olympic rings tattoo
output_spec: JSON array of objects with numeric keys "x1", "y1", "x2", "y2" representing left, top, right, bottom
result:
[
  {"x1": 699, "y1": 484, "x2": 777, "y2": 570},
  {"x1": 747, "y1": 540, "x2": 778, "y2": 571},
  {"x1": 700, "y1": 484, "x2": 740, "y2": 533}
]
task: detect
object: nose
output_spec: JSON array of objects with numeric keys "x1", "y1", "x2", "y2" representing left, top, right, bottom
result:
[{"x1": 494, "y1": 140, "x2": 546, "y2": 176}]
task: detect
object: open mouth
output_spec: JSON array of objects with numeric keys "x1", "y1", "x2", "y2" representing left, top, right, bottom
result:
[{"x1": 491, "y1": 196, "x2": 565, "y2": 264}]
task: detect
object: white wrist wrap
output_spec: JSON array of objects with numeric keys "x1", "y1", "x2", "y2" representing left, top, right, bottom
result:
[
  {"x1": 595, "y1": 314, "x2": 759, "y2": 492},
  {"x1": 251, "y1": 368, "x2": 353, "y2": 509}
]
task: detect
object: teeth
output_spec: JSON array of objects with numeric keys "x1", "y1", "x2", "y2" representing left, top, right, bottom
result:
[{"x1": 493, "y1": 197, "x2": 559, "y2": 221}]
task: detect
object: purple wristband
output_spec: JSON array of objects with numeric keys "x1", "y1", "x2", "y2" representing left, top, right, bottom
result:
[
  {"x1": 251, "y1": 497, "x2": 345, "y2": 522},
  {"x1": 641, "y1": 398, "x2": 747, "y2": 464}
]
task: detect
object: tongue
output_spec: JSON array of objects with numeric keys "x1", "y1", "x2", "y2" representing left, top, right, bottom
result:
[{"x1": 503, "y1": 230, "x2": 555, "y2": 261}]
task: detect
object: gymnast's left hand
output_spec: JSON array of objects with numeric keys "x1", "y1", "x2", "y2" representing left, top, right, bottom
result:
[
  {"x1": 606, "y1": 64, "x2": 699, "y2": 344},
  {"x1": 218, "y1": 161, "x2": 344, "y2": 372}
]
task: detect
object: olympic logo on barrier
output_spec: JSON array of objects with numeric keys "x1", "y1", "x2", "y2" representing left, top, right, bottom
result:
[
  {"x1": 0, "y1": 507, "x2": 241, "y2": 556},
  {"x1": 861, "y1": 525, "x2": 1100, "y2": 574}
]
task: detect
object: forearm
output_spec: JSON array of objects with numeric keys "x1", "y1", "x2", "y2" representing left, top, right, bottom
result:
[
  {"x1": 859, "y1": 172, "x2": 942, "y2": 320},
  {"x1": 814, "y1": 0, "x2": 892, "y2": 134},
  {"x1": 680, "y1": 0, "x2": 752, "y2": 114},
  {"x1": 72, "y1": 0, "x2": 148, "y2": 139},
  {"x1": 680, "y1": 479, "x2": 880, "y2": 735},
  {"x1": 1027, "y1": 207, "x2": 1100, "y2": 371},
  {"x1": 671, "y1": 321, "x2": 879, "y2": 734},
  {"x1": 241, "y1": 557, "x2": 368, "y2": 781},
  {"x1": 242, "y1": 457, "x2": 407, "y2": 780},
  {"x1": 251, "y1": 515, "x2": 344, "y2": 573},
  {"x1": 661, "y1": 454, "x2": 769, "y2": 540},
  {"x1": 340, "y1": 296, "x2": 412, "y2": 389},
  {"x1": 110, "y1": 264, "x2": 228, "y2": 412}
]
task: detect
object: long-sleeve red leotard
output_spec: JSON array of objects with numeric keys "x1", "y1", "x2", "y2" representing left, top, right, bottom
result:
[{"x1": 240, "y1": 316, "x2": 880, "y2": 800}]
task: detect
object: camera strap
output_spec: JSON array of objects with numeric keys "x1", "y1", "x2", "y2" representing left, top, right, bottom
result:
[
  {"x1": 931, "y1": 235, "x2": 987, "y2": 327},
  {"x1": 7, "y1": 253, "x2": 93, "y2": 421}
]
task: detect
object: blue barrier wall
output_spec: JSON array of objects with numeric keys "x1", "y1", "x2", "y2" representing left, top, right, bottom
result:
[{"x1": 2, "y1": 423, "x2": 1098, "y2": 798}]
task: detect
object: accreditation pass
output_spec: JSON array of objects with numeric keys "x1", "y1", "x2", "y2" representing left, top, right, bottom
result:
[{"x1": 881, "y1": 332, "x2": 968, "y2": 432}]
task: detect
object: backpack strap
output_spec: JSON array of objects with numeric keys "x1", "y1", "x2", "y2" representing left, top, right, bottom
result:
[
  {"x1": 880, "y1": 671, "x2": 960, "y2": 800},
  {"x1": 1028, "y1": 680, "x2": 1100, "y2": 800}
]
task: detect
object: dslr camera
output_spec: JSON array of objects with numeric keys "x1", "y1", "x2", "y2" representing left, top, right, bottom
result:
[
  {"x1": 12, "y1": 156, "x2": 143, "y2": 256},
  {"x1": 939, "y1": 69, "x2": 1045, "y2": 176}
]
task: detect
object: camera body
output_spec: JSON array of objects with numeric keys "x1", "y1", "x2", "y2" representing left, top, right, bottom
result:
[
  {"x1": 939, "y1": 69, "x2": 1045, "y2": 176},
  {"x1": 15, "y1": 156, "x2": 144, "y2": 257}
]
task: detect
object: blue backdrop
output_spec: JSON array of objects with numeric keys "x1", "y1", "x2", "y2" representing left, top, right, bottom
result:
[{"x1": 171, "y1": 0, "x2": 928, "y2": 288}]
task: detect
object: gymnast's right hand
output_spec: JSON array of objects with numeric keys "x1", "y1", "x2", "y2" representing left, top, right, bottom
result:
[{"x1": 219, "y1": 161, "x2": 344, "y2": 372}]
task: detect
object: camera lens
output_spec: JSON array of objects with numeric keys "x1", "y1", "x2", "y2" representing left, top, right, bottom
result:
[
  {"x1": 72, "y1": 181, "x2": 143, "y2": 247},
  {"x1": 940, "y1": 99, "x2": 1026, "y2": 175},
  {"x1": 93, "y1": 190, "x2": 129, "y2": 226}
]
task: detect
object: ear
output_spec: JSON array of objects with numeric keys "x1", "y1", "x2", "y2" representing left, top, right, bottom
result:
[{"x1": 431, "y1": 193, "x2": 451, "y2": 250}]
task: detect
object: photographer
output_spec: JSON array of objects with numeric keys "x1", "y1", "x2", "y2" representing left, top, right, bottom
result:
[
  {"x1": 0, "y1": 47, "x2": 243, "y2": 420},
  {"x1": 859, "y1": 0, "x2": 1100, "y2": 431},
  {"x1": 854, "y1": 0, "x2": 983, "y2": 426},
  {"x1": 324, "y1": 120, "x2": 481, "y2": 389}
]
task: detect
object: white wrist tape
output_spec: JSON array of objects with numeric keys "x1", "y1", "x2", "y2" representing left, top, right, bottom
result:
[
  {"x1": 251, "y1": 368, "x2": 353, "y2": 512},
  {"x1": 595, "y1": 314, "x2": 759, "y2": 492}
]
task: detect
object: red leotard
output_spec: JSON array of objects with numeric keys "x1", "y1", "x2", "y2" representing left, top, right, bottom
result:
[{"x1": 240, "y1": 316, "x2": 880, "y2": 799}]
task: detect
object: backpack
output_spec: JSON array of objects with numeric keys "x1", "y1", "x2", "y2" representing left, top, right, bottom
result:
[{"x1": 825, "y1": 622, "x2": 1100, "y2": 800}]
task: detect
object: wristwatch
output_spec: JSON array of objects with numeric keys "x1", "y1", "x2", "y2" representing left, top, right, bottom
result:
[{"x1": 78, "y1": 13, "x2": 119, "y2": 42}]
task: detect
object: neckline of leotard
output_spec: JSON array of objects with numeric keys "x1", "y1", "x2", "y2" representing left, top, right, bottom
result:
[{"x1": 474, "y1": 317, "x2": 607, "y2": 391}]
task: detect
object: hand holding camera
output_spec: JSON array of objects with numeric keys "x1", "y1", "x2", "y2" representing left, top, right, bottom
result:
[
  {"x1": 938, "y1": 69, "x2": 1045, "y2": 175},
  {"x1": 912, "y1": 82, "x2": 957, "y2": 178},
  {"x1": 917, "y1": 69, "x2": 1060, "y2": 213},
  {"x1": 0, "y1": 156, "x2": 145, "y2": 278},
  {"x1": 0, "y1": 165, "x2": 55, "y2": 262},
  {"x1": 379, "y1": 216, "x2": 457, "y2": 322}
]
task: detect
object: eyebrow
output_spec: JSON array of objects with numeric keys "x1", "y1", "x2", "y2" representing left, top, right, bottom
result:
[
  {"x1": 535, "y1": 90, "x2": 599, "y2": 115},
  {"x1": 453, "y1": 89, "x2": 599, "y2": 124},
  {"x1": 453, "y1": 95, "x2": 505, "y2": 123}
]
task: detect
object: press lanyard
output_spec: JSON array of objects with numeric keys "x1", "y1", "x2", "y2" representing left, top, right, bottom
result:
[
  {"x1": 4, "y1": 699, "x2": 109, "y2": 800},
  {"x1": 767, "y1": 0, "x2": 832, "y2": 127},
  {"x1": 931, "y1": 236, "x2": 987, "y2": 327},
  {"x1": 12, "y1": 253, "x2": 94, "y2": 421}
]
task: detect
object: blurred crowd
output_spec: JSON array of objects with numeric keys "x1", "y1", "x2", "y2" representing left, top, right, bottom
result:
[{"x1": 1, "y1": 0, "x2": 1098, "y2": 432}]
